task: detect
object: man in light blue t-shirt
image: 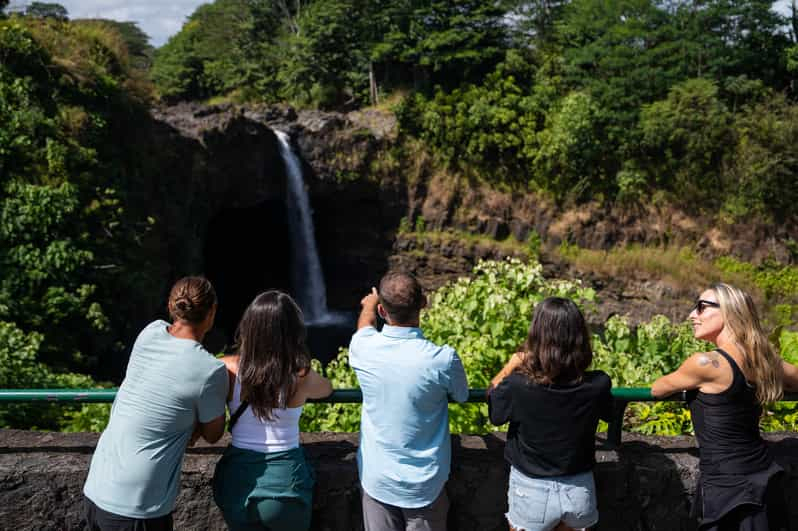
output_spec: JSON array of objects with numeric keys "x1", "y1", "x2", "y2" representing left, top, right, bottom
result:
[
  {"x1": 349, "y1": 271, "x2": 468, "y2": 531},
  {"x1": 83, "y1": 277, "x2": 228, "y2": 530}
]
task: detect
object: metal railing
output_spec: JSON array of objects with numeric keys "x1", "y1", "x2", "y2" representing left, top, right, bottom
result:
[{"x1": 1, "y1": 388, "x2": 796, "y2": 448}]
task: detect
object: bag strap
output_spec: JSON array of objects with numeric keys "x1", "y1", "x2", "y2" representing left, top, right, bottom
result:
[{"x1": 227, "y1": 400, "x2": 249, "y2": 432}]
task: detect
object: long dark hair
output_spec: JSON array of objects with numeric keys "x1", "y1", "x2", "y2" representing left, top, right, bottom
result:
[
  {"x1": 235, "y1": 291, "x2": 310, "y2": 420},
  {"x1": 519, "y1": 297, "x2": 593, "y2": 385}
]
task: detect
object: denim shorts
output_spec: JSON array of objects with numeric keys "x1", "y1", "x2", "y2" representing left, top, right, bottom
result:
[{"x1": 506, "y1": 466, "x2": 599, "y2": 531}]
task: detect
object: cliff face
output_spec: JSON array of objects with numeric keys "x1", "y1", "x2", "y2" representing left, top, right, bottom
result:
[{"x1": 143, "y1": 103, "x2": 794, "y2": 335}]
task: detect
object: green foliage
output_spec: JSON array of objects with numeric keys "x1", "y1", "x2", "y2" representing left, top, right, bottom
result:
[
  {"x1": 526, "y1": 230, "x2": 542, "y2": 257},
  {"x1": 0, "y1": 16, "x2": 158, "y2": 430},
  {"x1": 278, "y1": 0, "x2": 368, "y2": 108},
  {"x1": 722, "y1": 94, "x2": 798, "y2": 220},
  {"x1": 592, "y1": 315, "x2": 711, "y2": 387},
  {"x1": 397, "y1": 51, "x2": 549, "y2": 182},
  {"x1": 638, "y1": 78, "x2": 732, "y2": 200},
  {"x1": 386, "y1": 0, "x2": 508, "y2": 88},
  {"x1": 151, "y1": 0, "x2": 250, "y2": 101},
  {"x1": 532, "y1": 91, "x2": 602, "y2": 198},
  {"x1": 715, "y1": 257, "x2": 798, "y2": 299},
  {"x1": 0, "y1": 320, "x2": 108, "y2": 430},
  {"x1": 299, "y1": 353, "x2": 360, "y2": 432}
]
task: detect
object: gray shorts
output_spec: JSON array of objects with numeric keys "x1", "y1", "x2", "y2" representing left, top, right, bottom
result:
[
  {"x1": 506, "y1": 467, "x2": 598, "y2": 531},
  {"x1": 361, "y1": 487, "x2": 448, "y2": 531}
]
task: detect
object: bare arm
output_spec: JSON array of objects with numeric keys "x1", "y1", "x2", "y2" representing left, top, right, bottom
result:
[
  {"x1": 488, "y1": 352, "x2": 525, "y2": 392},
  {"x1": 651, "y1": 352, "x2": 724, "y2": 398},
  {"x1": 298, "y1": 368, "x2": 333, "y2": 401},
  {"x1": 191, "y1": 357, "x2": 235, "y2": 445},
  {"x1": 197, "y1": 415, "x2": 225, "y2": 444},
  {"x1": 221, "y1": 355, "x2": 238, "y2": 401},
  {"x1": 783, "y1": 360, "x2": 798, "y2": 392},
  {"x1": 357, "y1": 287, "x2": 379, "y2": 330}
]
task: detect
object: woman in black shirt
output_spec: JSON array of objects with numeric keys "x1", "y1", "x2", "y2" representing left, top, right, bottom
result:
[
  {"x1": 652, "y1": 283, "x2": 798, "y2": 531},
  {"x1": 488, "y1": 297, "x2": 613, "y2": 531}
]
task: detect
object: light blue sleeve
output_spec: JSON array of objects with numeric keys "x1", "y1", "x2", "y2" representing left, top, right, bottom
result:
[
  {"x1": 446, "y1": 349, "x2": 469, "y2": 403},
  {"x1": 348, "y1": 326, "x2": 377, "y2": 368},
  {"x1": 197, "y1": 363, "x2": 228, "y2": 423}
]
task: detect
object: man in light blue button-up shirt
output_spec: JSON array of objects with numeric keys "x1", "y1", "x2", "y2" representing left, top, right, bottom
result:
[{"x1": 349, "y1": 272, "x2": 469, "y2": 531}]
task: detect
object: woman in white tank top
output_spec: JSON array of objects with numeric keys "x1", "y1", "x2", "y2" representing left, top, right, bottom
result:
[{"x1": 212, "y1": 291, "x2": 332, "y2": 531}]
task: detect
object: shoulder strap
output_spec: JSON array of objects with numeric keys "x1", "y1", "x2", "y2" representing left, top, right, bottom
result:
[
  {"x1": 714, "y1": 348, "x2": 745, "y2": 385},
  {"x1": 227, "y1": 400, "x2": 249, "y2": 432}
]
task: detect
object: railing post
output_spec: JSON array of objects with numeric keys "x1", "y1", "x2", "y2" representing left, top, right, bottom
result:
[{"x1": 604, "y1": 399, "x2": 628, "y2": 449}]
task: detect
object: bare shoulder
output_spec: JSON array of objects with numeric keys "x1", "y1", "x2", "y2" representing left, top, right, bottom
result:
[
  {"x1": 682, "y1": 351, "x2": 728, "y2": 380},
  {"x1": 220, "y1": 355, "x2": 239, "y2": 375},
  {"x1": 692, "y1": 350, "x2": 723, "y2": 369}
]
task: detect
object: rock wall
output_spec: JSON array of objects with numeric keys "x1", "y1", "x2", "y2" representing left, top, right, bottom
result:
[{"x1": 2, "y1": 430, "x2": 797, "y2": 531}]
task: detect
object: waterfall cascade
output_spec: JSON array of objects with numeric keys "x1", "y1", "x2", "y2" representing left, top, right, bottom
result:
[{"x1": 276, "y1": 130, "x2": 339, "y2": 325}]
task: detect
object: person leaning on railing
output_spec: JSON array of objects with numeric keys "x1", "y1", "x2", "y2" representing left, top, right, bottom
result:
[
  {"x1": 83, "y1": 276, "x2": 229, "y2": 531},
  {"x1": 349, "y1": 272, "x2": 469, "y2": 531},
  {"x1": 212, "y1": 291, "x2": 332, "y2": 531},
  {"x1": 487, "y1": 297, "x2": 613, "y2": 531},
  {"x1": 652, "y1": 283, "x2": 798, "y2": 531}
]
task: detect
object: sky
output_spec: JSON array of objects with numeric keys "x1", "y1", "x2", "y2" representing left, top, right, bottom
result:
[{"x1": 5, "y1": 0, "x2": 797, "y2": 49}]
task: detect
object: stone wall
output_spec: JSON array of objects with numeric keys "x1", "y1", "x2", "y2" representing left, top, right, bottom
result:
[{"x1": 1, "y1": 430, "x2": 797, "y2": 531}]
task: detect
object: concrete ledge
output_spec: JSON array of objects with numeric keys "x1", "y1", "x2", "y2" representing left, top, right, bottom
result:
[{"x1": 1, "y1": 430, "x2": 797, "y2": 530}]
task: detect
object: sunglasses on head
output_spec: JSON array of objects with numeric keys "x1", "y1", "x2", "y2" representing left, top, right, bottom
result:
[{"x1": 692, "y1": 299, "x2": 720, "y2": 314}]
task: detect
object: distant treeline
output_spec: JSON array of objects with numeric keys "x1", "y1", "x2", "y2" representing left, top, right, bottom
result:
[{"x1": 151, "y1": 0, "x2": 798, "y2": 216}]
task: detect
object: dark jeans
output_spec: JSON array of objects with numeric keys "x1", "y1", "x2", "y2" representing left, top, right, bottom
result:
[{"x1": 84, "y1": 497, "x2": 173, "y2": 531}]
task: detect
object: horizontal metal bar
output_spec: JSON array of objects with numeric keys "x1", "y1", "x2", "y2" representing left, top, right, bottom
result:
[
  {"x1": 1, "y1": 388, "x2": 796, "y2": 403},
  {"x1": 0, "y1": 389, "x2": 119, "y2": 402}
]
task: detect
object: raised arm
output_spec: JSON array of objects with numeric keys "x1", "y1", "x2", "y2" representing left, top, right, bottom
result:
[
  {"x1": 651, "y1": 351, "x2": 723, "y2": 398},
  {"x1": 357, "y1": 287, "x2": 379, "y2": 330}
]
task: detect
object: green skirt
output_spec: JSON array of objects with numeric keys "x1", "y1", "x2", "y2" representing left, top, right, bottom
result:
[{"x1": 212, "y1": 445, "x2": 315, "y2": 531}]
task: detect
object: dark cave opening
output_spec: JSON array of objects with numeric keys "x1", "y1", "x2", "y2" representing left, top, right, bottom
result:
[
  {"x1": 203, "y1": 199, "x2": 355, "y2": 363},
  {"x1": 203, "y1": 200, "x2": 292, "y2": 351}
]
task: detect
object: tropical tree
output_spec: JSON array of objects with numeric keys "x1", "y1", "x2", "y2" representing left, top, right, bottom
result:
[{"x1": 25, "y1": 1, "x2": 68, "y2": 20}]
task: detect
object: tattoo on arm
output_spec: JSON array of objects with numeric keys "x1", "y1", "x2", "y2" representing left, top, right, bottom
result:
[{"x1": 697, "y1": 353, "x2": 720, "y2": 368}]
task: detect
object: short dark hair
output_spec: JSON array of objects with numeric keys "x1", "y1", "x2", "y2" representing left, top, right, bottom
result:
[
  {"x1": 519, "y1": 297, "x2": 592, "y2": 385},
  {"x1": 235, "y1": 290, "x2": 310, "y2": 421},
  {"x1": 378, "y1": 271, "x2": 423, "y2": 324},
  {"x1": 167, "y1": 276, "x2": 217, "y2": 324}
]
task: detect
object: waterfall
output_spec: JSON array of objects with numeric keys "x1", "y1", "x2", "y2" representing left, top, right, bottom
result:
[{"x1": 276, "y1": 130, "x2": 333, "y2": 325}]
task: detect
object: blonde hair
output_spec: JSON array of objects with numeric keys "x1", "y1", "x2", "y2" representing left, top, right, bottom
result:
[{"x1": 712, "y1": 283, "x2": 783, "y2": 404}]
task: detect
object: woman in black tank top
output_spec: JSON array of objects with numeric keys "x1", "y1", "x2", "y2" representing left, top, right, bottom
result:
[{"x1": 652, "y1": 283, "x2": 798, "y2": 531}]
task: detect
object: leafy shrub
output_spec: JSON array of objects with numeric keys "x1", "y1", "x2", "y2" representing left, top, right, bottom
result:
[
  {"x1": 299, "y1": 352, "x2": 360, "y2": 433},
  {"x1": 0, "y1": 320, "x2": 107, "y2": 430}
]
